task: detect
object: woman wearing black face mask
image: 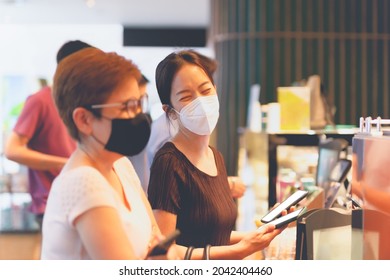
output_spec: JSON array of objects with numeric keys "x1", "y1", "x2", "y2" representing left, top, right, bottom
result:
[{"x1": 40, "y1": 47, "x2": 180, "y2": 260}]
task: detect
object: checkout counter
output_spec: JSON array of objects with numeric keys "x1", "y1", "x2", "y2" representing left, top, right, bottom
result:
[
  {"x1": 295, "y1": 117, "x2": 390, "y2": 260},
  {"x1": 349, "y1": 117, "x2": 390, "y2": 259},
  {"x1": 238, "y1": 118, "x2": 390, "y2": 260}
]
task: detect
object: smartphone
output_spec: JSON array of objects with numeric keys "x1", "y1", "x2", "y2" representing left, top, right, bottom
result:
[
  {"x1": 329, "y1": 159, "x2": 352, "y2": 184},
  {"x1": 148, "y1": 229, "x2": 181, "y2": 257},
  {"x1": 264, "y1": 207, "x2": 306, "y2": 229},
  {"x1": 261, "y1": 190, "x2": 308, "y2": 223},
  {"x1": 348, "y1": 196, "x2": 362, "y2": 209}
]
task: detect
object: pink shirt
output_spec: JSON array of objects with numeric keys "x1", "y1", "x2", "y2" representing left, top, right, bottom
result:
[{"x1": 14, "y1": 86, "x2": 76, "y2": 214}]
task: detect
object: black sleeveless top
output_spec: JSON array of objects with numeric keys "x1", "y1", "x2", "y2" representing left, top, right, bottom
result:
[{"x1": 148, "y1": 142, "x2": 237, "y2": 247}]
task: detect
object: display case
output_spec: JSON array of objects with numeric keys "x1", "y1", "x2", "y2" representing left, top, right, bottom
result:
[
  {"x1": 352, "y1": 117, "x2": 390, "y2": 259},
  {"x1": 267, "y1": 129, "x2": 355, "y2": 207},
  {"x1": 0, "y1": 75, "x2": 40, "y2": 233},
  {"x1": 236, "y1": 127, "x2": 356, "y2": 232},
  {"x1": 0, "y1": 158, "x2": 41, "y2": 259},
  {"x1": 0, "y1": 161, "x2": 39, "y2": 233}
]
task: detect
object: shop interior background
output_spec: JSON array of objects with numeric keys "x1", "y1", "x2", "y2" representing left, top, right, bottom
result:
[
  {"x1": 0, "y1": 0, "x2": 213, "y2": 170},
  {"x1": 0, "y1": 1, "x2": 212, "y2": 258},
  {"x1": 0, "y1": 0, "x2": 213, "y2": 141}
]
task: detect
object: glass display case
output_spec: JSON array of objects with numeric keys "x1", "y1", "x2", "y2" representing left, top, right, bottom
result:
[
  {"x1": 352, "y1": 117, "x2": 390, "y2": 259},
  {"x1": 0, "y1": 158, "x2": 39, "y2": 233},
  {"x1": 267, "y1": 130, "x2": 355, "y2": 207},
  {"x1": 236, "y1": 128, "x2": 355, "y2": 232},
  {"x1": 0, "y1": 75, "x2": 40, "y2": 233}
]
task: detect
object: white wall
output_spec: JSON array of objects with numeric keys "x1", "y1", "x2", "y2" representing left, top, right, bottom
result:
[
  {"x1": 0, "y1": 24, "x2": 124, "y2": 153},
  {"x1": 0, "y1": 0, "x2": 212, "y2": 120},
  {"x1": 0, "y1": 24, "x2": 123, "y2": 78},
  {"x1": 0, "y1": 24, "x2": 213, "y2": 154},
  {"x1": 0, "y1": 23, "x2": 213, "y2": 118}
]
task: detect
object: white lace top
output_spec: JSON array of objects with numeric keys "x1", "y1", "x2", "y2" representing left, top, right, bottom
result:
[{"x1": 41, "y1": 157, "x2": 152, "y2": 259}]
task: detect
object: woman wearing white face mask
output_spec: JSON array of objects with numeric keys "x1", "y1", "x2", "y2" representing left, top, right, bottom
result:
[
  {"x1": 148, "y1": 50, "x2": 288, "y2": 259},
  {"x1": 170, "y1": 94, "x2": 220, "y2": 136}
]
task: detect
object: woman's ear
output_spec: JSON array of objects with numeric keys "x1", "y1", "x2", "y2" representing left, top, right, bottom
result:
[
  {"x1": 163, "y1": 104, "x2": 177, "y2": 120},
  {"x1": 162, "y1": 104, "x2": 170, "y2": 113},
  {"x1": 72, "y1": 107, "x2": 94, "y2": 135}
]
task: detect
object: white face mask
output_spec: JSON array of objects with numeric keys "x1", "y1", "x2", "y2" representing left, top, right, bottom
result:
[{"x1": 173, "y1": 95, "x2": 220, "y2": 135}]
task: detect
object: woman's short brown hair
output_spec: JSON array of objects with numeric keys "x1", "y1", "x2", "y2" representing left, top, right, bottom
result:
[{"x1": 53, "y1": 48, "x2": 141, "y2": 141}]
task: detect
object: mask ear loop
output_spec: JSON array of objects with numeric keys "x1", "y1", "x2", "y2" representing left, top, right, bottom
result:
[
  {"x1": 85, "y1": 110, "x2": 110, "y2": 149},
  {"x1": 165, "y1": 105, "x2": 192, "y2": 138},
  {"x1": 89, "y1": 114, "x2": 112, "y2": 149},
  {"x1": 168, "y1": 106, "x2": 181, "y2": 138},
  {"x1": 168, "y1": 106, "x2": 180, "y2": 117},
  {"x1": 90, "y1": 133, "x2": 107, "y2": 148}
]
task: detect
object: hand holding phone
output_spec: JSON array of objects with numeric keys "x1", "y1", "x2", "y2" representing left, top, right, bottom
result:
[
  {"x1": 266, "y1": 207, "x2": 306, "y2": 229},
  {"x1": 261, "y1": 190, "x2": 308, "y2": 223},
  {"x1": 148, "y1": 229, "x2": 181, "y2": 257}
]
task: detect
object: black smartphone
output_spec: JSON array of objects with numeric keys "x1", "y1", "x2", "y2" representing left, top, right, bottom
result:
[
  {"x1": 261, "y1": 190, "x2": 308, "y2": 223},
  {"x1": 264, "y1": 207, "x2": 306, "y2": 229},
  {"x1": 148, "y1": 229, "x2": 181, "y2": 257},
  {"x1": 329, "y1": 159, "x2": 352, "y2": 183},
  {"x1": 348, "y1": 196, "x2": 362, "y2": 209}
]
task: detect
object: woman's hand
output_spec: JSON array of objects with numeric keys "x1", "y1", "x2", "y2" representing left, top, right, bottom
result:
[
  {"x1": 255, "y1": 204, "x2": 296, "y2": 227},
  {"x1": 235, "y1": 213, "x2": 292, "y2": 259},
  {"x1": 233, "y1": 223, "x2": 282, "y2": 258},
  {"x1": 167, "y1": 244, "x2": 186, "y2": 260},
  {"x1": 146, "y1": 233, "x2": 185, "y2": 260},
  {"x1": 147, "y1": 244, "x2": 183, "y2": 260},
  {"x1": 228, "y1": 176, "x2": 246, "y2": 198}
]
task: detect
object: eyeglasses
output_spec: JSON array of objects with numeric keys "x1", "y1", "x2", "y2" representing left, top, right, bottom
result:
[{"x1": 87, "y1": 94, "x2": 149, "y2": 115}]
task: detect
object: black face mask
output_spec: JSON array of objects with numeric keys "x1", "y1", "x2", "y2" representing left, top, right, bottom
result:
[{"x1": 104, "y1": 113, "x2": 151, "y2": 156}]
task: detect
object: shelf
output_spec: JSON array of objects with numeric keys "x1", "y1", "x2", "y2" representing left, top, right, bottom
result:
[{"x1": 0, "y1": 229, "x2": 40, "y2": 234}]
